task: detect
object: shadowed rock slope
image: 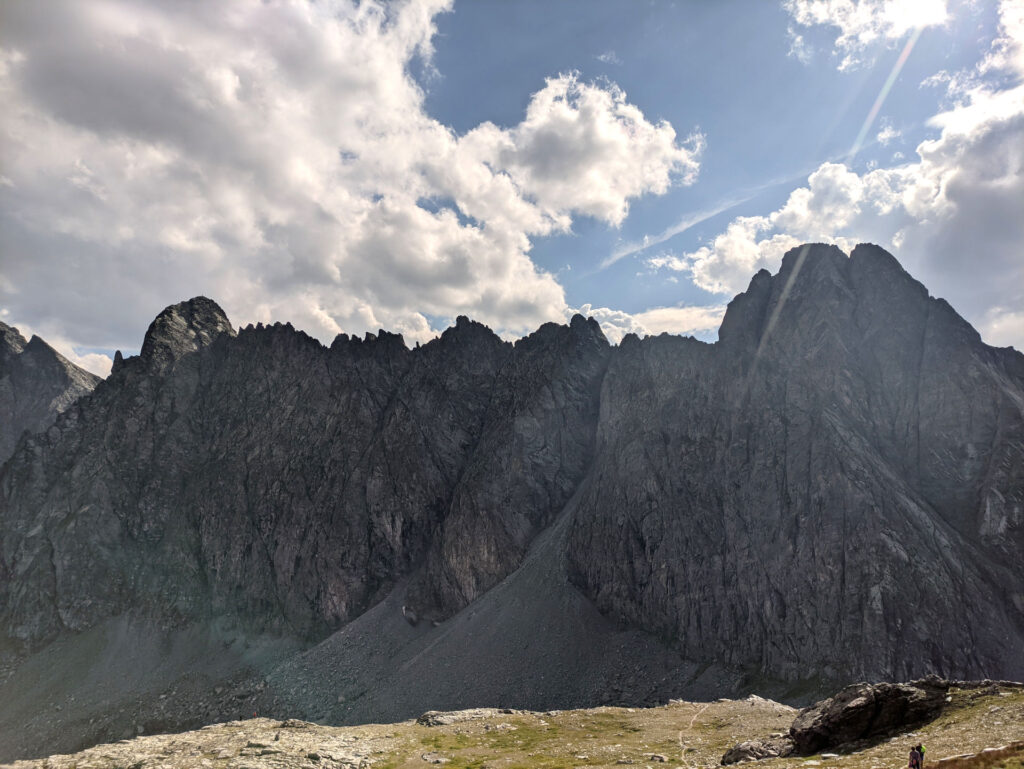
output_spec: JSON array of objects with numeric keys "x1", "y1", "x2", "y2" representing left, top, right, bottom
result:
[
  {"x1": 0, "y1": 322, "x2": 100, "y2": 463},
  {"x1": 0, "y1": 244, "x2": 1022, "y2": 761}
]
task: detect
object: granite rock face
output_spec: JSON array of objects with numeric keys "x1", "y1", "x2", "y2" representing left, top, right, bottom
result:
[
  {"x1": 0, "y1": 244, "x2": 1022, "y2": 735},
  {"x1": 0, "y1": 322, "x2": 100, "y2": 464},
  {"x1": 567, "y1": 243, "x2": 1024, "y2": 687}
]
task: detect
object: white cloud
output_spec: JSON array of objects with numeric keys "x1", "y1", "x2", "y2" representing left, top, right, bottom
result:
[
  {"x1": 876, "y1": 123, "x2": 901, "y2": 145},
  {"x1": 596, "y1": 51, "x2": 622, "y2": 65},
  {"x1": 784, "y1": 0, "x2": 949, "y2": 69},
  {"x1": 0, "y1": 1, "x2": 700, "y2": 355},
  {"x1": 650, "y1": 0, "x2": 1024, "y2": 347},
  {"x1": 787, "y1": 26, "x2": 814, "y2": 64},
  {"x1": 465, "y1": 74, "x2": 703, "y2": 228},
  {"x1": 66, "y1": 351, "x2": 113, "y2": 378},
  {"x1": 920, "y1": 68, "x2": 954, "y2": 90},
  {"x1": 574, "y1": 303, "x2": 726, "y2": 344},
  {"x1": 981, "y1": 307, "x2": 1024, "y2": 349}
]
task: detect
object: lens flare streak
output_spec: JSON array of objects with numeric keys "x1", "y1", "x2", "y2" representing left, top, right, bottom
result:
[{"x1": 848, "y1": 26, "x2": 923, "y2": 161}]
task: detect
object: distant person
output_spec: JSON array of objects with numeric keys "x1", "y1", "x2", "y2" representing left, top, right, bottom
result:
[
  {"x1": 909, "y1": 745, "x2": 922, "y2": 769},
  {"x1": 918, "y1": 744, "x2": 926, "y2": 767}
]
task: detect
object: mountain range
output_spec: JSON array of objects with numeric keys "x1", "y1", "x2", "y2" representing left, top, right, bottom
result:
[{"x1": 1, "y1": 242, "x2": 1021, "y2": 760}]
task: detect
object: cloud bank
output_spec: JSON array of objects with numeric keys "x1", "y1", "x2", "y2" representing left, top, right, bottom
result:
[
  {"x1": 574, "y1": 302, "x2": 726, "y2": 345},
  {"x1": 784, "y1": 0, "x2": 949, "y2": 69},
  {"x1": 0, "y1": 0, "x2": 703, "y2": 373}
]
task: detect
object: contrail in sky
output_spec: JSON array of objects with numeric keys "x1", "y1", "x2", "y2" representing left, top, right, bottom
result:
[
  {"x1": 600, "y1": 196, "x2": 751, "y2": 270},
  {"x1": 600, "y1": 159, "x2": 847, "y2": 272}
]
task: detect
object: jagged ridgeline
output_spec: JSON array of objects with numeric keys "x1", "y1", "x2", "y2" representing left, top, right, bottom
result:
[{"x1": 0, "y1": 243, "x2": 1022, "y2": 755}]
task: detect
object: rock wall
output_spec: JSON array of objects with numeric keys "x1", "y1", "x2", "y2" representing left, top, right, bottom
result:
[{"x1": 0, "y1": 299, "x2": 609, "y2": 648}]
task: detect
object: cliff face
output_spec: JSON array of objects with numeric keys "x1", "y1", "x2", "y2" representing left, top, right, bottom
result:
[
  {"x1": 0, "y1": 243, "x2": 1022, "y2": 703},
  {"x1": 0, "y1": 323, "x2": 101, "y2": 464},
  {"x1": 0, "y1": 298, "x2": 610, "y2": 649},
  {"x1": 566, "y1": 243, "x2": 1024, "y2": 684}
]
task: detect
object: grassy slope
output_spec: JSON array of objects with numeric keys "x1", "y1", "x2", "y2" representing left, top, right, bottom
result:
[{"x1": 2, "y1": 686, "x2": 1022, "y2": 769}]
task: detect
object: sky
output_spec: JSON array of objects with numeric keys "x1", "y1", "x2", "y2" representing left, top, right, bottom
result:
[{"x1": 0, "y1": 0, "x2": 1021, "y2": 376}]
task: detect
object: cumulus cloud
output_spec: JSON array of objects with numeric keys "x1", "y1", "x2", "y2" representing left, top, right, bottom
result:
[
  {"x1": 784, "y1": 0, "x2": 949, "y2": 69},
  {"x1": 650, "y1": 0, "x2": 1024, "y2": 347},
  {"x1": 0, "y1": 0, "x2": 701, "y2": 363},
  {"x1": 574, "y1": 303, "x2": 726, "y2": 344}
]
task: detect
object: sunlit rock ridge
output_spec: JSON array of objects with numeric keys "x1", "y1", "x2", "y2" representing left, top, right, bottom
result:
[{"x1": 0, "y1": 243, "x2": 1022, "y2": 760}]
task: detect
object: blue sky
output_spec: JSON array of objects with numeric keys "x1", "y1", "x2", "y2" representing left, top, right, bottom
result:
[
  {"x1": 0, "y1": 0, "x2": 1021, "y2": 375},
  {"x1": 424, "y1": 0, "x2": 1000, "y2": 316}
]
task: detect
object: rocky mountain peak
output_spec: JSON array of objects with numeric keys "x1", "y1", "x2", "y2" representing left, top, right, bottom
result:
[
  {"x1": 21, "y1": 335, "x2": 68, "y2": 371},
  {"x1": 0, "y1": 321, "x2": 28, "y2": 369},
  {"x1": 717, "y1": 268, "x2": 773, "y2": 351},
  {"x1": 569, "y1": 313, "x2": 608, "y2": 346},
  {"x1": 717, "y1": 242, "x2": 951, "y2": 356},
  {"x1": 436, "y1": 315, "x2": 504, "y2": 352},
  {"x1": 0, "y1": 324, "x2": 101, "y2": 463},
  {"x1": 518, "y1": 316, "x2": 591, "y2": 343},
  {"x1": 139, "y1": 296, "x2": 236, "y2": 371}
]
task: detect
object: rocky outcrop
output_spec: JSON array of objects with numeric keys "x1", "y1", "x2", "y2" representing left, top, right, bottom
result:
[
  {"x1": 789, "y1": 678, "x2": 949, "y2": 754},
  {"x1": 722, "y1": 737, "x2": 794, "y2": 764},
  {"x1": 416, "y1": 708, "x2": 512, "y2": 726},
  {"x1": 722, "y1": 678, "x2": 952, "y2": 762},
  {"x1": 405, "y1": 314, "x2": 609, "y2": 620},
  {"x1": 0, "y1": 322, "x2": 100, "y2": 464}
]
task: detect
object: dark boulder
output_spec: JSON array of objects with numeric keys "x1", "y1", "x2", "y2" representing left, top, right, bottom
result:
[
  {"x1": 723, "y1": 678, "x2": 950, "y2": 763},
  {"x1": 789, "y1": 679, "x2": 950, "y2": 754}
]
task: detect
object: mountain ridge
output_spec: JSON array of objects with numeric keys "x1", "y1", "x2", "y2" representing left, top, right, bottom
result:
[
  {"x1": 0, "y1": 321, "x2": 101, "y2": 464},
  {"x1": 1, "y1": 242, "x2": 1022, "y2": 760}
]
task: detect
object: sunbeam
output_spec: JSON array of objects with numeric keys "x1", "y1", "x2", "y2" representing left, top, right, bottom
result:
[{"x1": 848, "y1": 25, "x2": 923, "y2": 161}]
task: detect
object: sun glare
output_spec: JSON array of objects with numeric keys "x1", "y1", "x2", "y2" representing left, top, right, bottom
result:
[{"x1": 883, "y1": 0, "x2": 948, "y2": 36}]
